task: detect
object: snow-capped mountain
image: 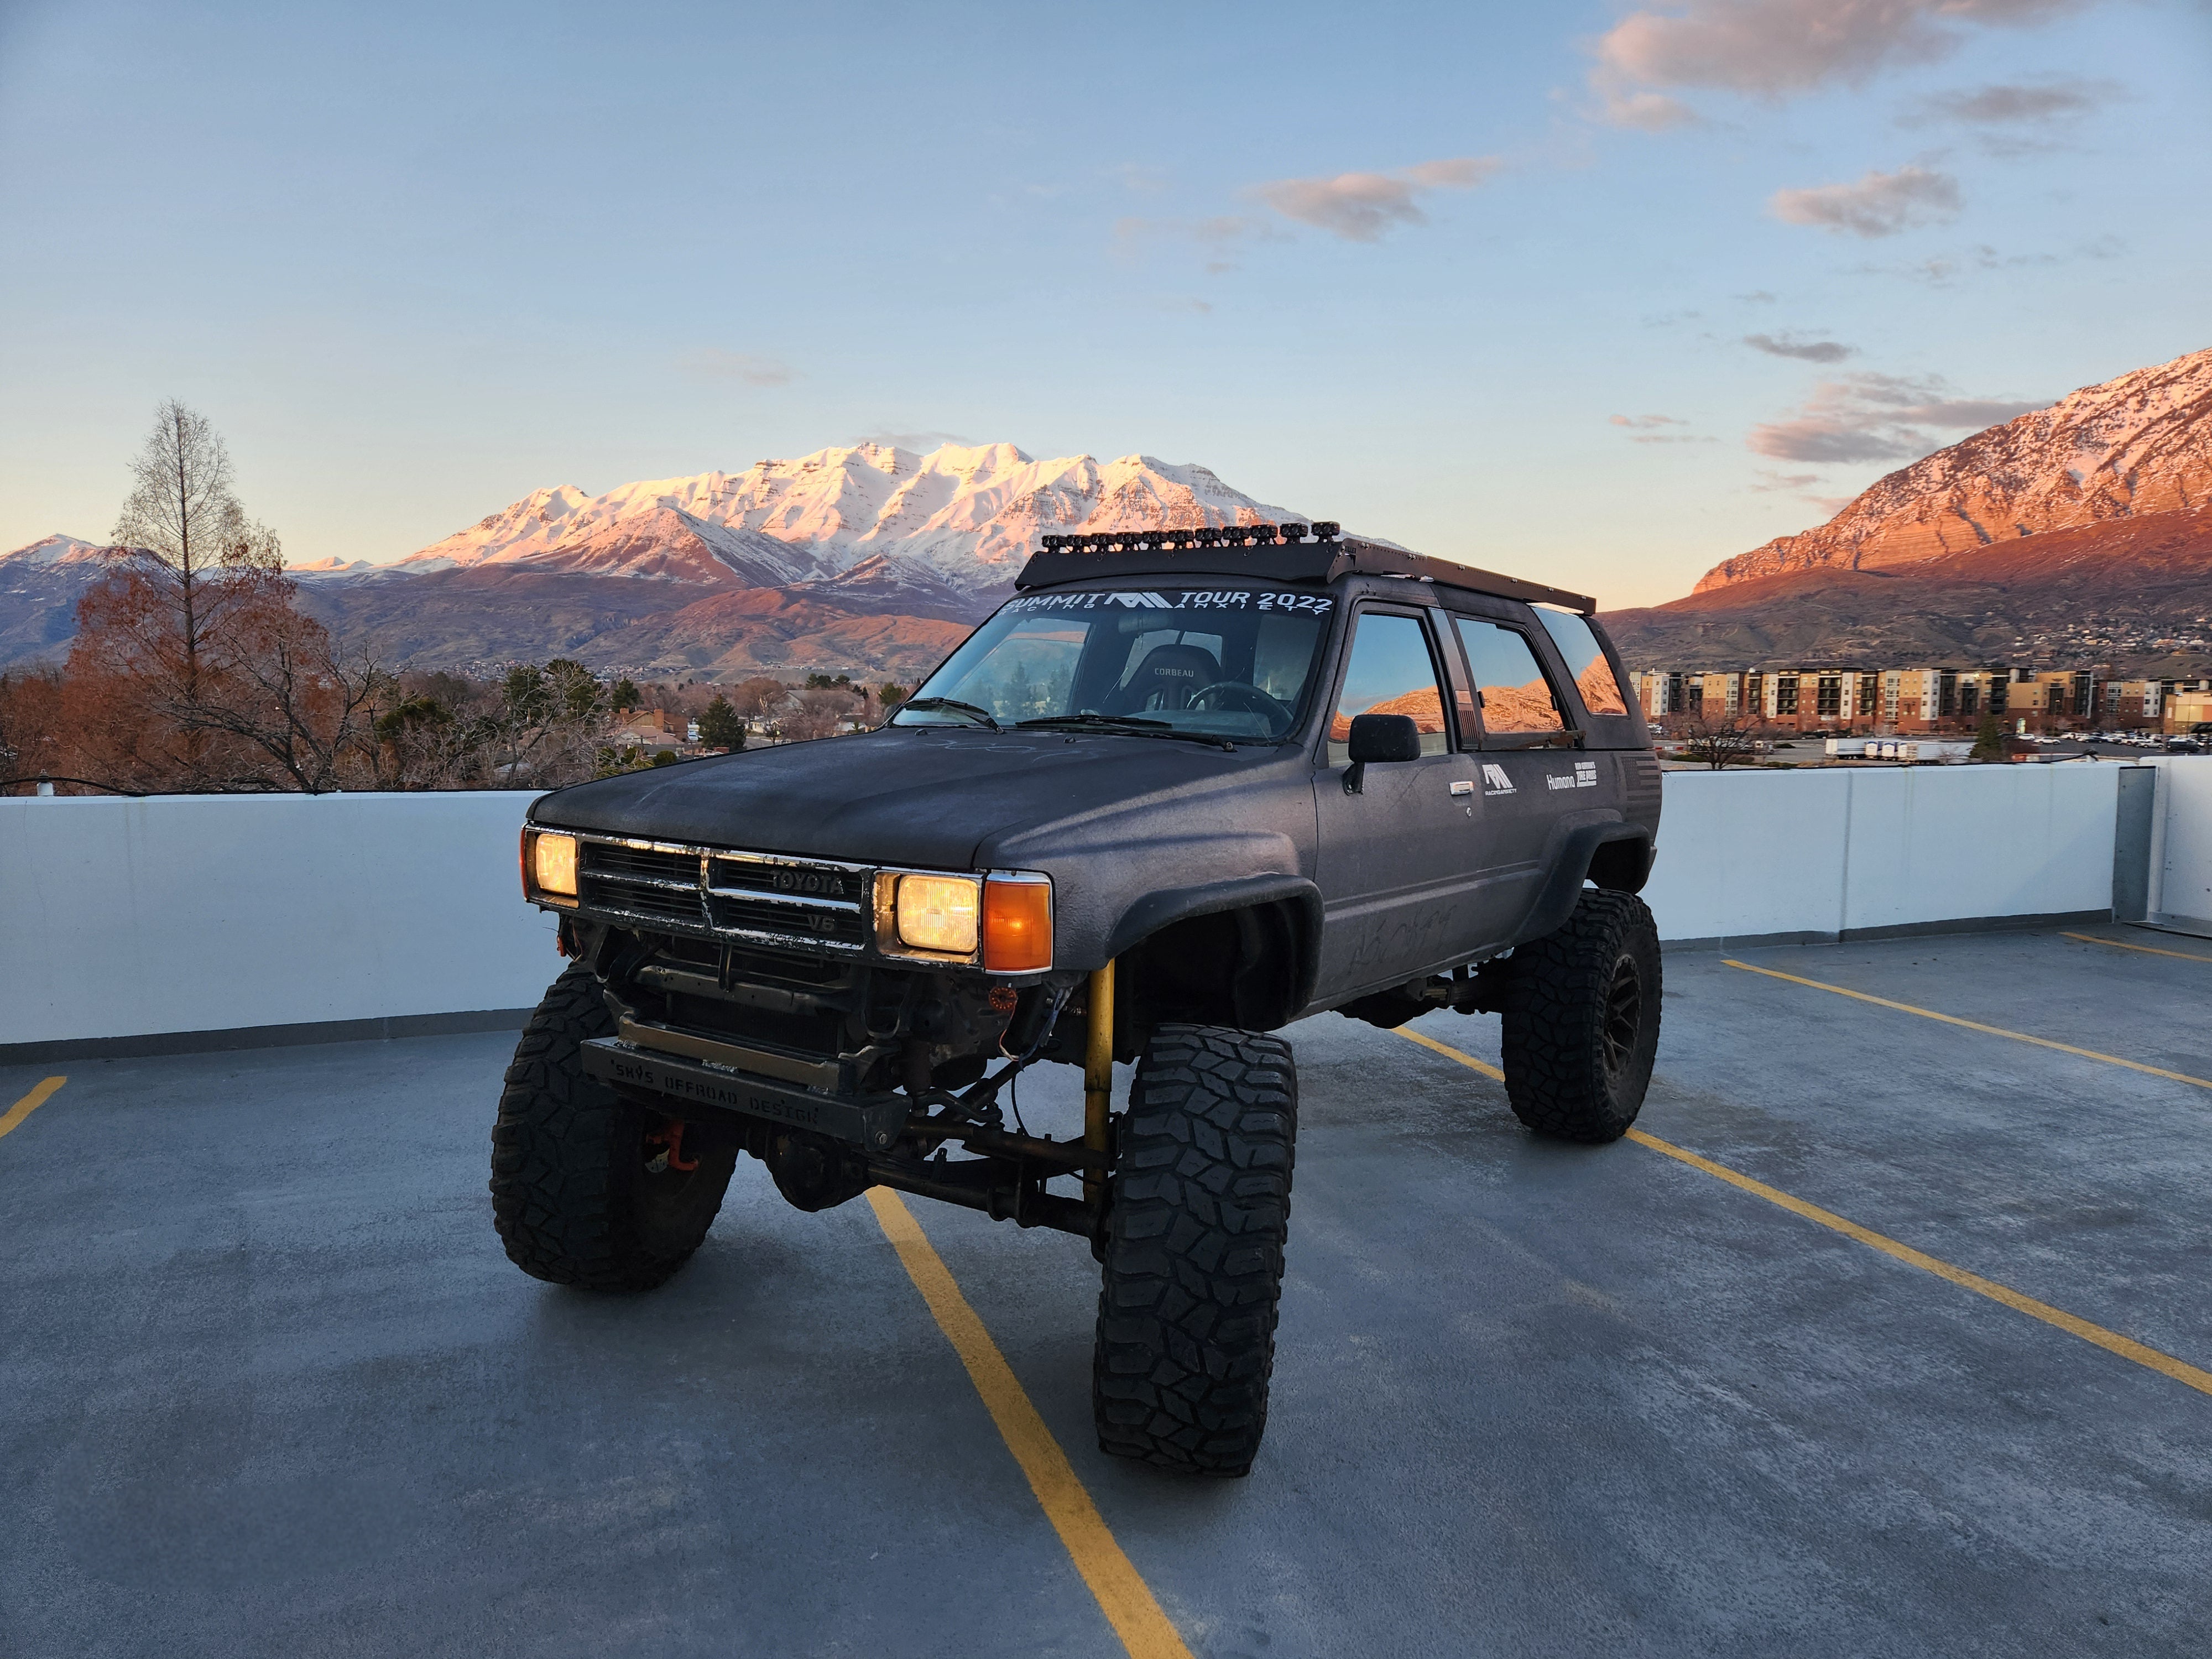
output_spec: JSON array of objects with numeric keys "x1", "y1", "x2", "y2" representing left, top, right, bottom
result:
[
  {"x1": 388, "y1": 443, "x2": 1301, "y2": 591},
  {"x1": 1697, "y1": 346, "x2": 2212, "y2": 592},
  {"x1": 0, "y1": 446, "x2": 1308, "y2": 675},
  {"x1": 4, "y1": 533, "x2": 118, "y2": 567}
]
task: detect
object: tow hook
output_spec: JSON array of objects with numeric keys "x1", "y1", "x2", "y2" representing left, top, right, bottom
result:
[{"x1": 644, "y1": 1119, "x2": 699, "y2": 1175}]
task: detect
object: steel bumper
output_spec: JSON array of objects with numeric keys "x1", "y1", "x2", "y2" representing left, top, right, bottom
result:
[{"x1": 579, "y1": 1037, "x2": 908, "y2": 1150}]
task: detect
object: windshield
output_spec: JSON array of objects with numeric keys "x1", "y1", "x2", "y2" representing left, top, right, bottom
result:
[{"x1": 894, "y1": 586, "x2": 1336, "y2": 740}]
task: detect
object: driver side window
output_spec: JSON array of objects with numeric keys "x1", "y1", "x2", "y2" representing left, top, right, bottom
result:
[{"x1": 1328, "y1": 611, "x2": 1451, "y2": 765}]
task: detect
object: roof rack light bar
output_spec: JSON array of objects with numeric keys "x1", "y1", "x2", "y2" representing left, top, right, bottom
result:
[{"x1": 1038, "y1": 521, "x2": 1340, "y2": 554}]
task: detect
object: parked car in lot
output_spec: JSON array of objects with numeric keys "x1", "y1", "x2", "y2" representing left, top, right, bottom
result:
[{"x1": 493, "y1": 523, "x2": 1664, "y2": 1476}]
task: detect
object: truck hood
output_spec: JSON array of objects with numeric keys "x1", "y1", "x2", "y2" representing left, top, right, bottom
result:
[{"x1": 529, "y1": 727, "x2": 1301, "y2": 870}]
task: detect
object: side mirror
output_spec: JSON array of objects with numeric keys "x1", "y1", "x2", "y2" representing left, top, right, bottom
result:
[
  {"x1": 1348, "y1": 713, "x2": 1422, "y2": 763},
  {"x1": 1344, "y1": 712, "x2": 1422, "y2": 794}
]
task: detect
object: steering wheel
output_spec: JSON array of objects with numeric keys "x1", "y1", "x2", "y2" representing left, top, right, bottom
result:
[{"x1": 1186, "y1": 681, "x2": 1290, "y2": 730}]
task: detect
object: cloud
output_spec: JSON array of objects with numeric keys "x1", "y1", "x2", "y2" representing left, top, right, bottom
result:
[
  {"x1": 1109, "y1": 162, "x2": 1172, "y2": 195},
  {"x1": 683, "y1": 349, "x2": 796, "y2": 387},
  {"x1": 1114, "y1": 213, "x2": 1279, "y2": 270},
  {"x1": 1745, "y1": 331, "x2": 1858, "y2": 362},
  {"x1": 1589, "y1": 0, "x2": 2097, "y2": 123},
  {"x1": 1904, "y1": 76, "x2": 2120, "y2": 126},
  {"x1": 1736, "y1": 289, "x2": 1780, "y2": 302},
  {"x1": 1854, "y1": 232, "x2": 2125, "y2": 283},
  {"x1": 1249, "y1": 156, "x2": 1503, "y2": 242},
  {"x1": 1750, "y1": 469, "x2": 1822, "y2": 491},
  {"x1": 1611, "y1": 414, "x2": 1714, "y2": 445},
  {"x1": 1747, "y1": 371, "x2": 2046, "y2": 462},
  {"x1": 1770, "y1": 165, "x2": 1960, "y2": 236},
  {"x1": 850, "y1": 430, "x2": 974, "y2": 452}
]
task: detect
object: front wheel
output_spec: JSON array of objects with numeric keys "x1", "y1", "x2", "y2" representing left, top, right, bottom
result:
[
  {"x1": 1092, "y1": 1024, "x2": 1297, "y2": 1477},
  {"x1": 489, "y1": 965, "x2": 738, "y2": 1290},
  {"x1": 1500, "y1": 888, "x2": 1662, "y2": 1142}
]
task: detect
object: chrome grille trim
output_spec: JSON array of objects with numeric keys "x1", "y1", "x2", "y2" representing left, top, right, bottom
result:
[{"x1": 570, "y1": 832, "x2": 871, "y2": 953}]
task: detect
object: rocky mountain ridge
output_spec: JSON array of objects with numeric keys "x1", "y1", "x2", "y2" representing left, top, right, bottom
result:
[
  {"x1": 1696, "y1": 346, "x2": 2212, "y2": 592},
  {"x1": 378, "y1": 442, "x2": 1300, "y2": 593}
]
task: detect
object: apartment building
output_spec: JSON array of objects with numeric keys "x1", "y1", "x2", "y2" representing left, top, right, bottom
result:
[{"x1": 1635, "y1": 661, "x2": 2210, "y2": 734}]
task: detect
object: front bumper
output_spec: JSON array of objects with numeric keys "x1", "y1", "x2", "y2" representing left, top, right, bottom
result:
[{"x1": 579, "y1": 1038, "x2": 909, "y2": 1150}]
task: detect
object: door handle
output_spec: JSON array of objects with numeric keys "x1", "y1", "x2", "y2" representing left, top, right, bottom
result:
[{"x1": 1448, "y1": 780, "x2": 1473, "y2": 796}]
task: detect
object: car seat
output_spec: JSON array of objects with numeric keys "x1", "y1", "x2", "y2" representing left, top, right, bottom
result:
[{"x1": 1112, "y1": 641, "x2": 1222, "y2": 713}]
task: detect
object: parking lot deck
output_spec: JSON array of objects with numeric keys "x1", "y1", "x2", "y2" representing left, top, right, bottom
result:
[{"x1": 3, "y1": 928, "x2": 2208, "y2": 1658}]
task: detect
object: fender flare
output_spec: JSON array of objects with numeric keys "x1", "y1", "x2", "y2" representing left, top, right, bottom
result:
[
  {"x1": 1512, "y1": 818, "x2": 1653, "y2": 947},
  {"x1": 1102, "y1": 872, "x2": 1326, "y2": 1013}
]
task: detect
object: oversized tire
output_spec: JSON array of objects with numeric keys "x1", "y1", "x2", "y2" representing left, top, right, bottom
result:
[
  {"x1": 1093, "y1": 1024, "x2": 1297, "y2": 1477},
  {"x1": 1500, "y1": 888, "x2": 1662, "y2": 1143},
  {"x1": 489, "y1": 965, "x2": 738, "y2": 1290}
]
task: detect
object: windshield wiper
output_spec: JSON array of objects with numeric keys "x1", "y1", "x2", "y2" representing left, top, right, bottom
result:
[
  {"x1": 1017, "y1": 712, "x2": 1168, "y2": 730},
  {"x1": 1018, "y1": 713, "x2": 1236, "y2": 751},
  {"x1": 896, "y1": 697, "x2": 1000, "y2": 731}
]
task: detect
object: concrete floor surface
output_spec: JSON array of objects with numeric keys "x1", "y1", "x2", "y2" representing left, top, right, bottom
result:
[{"x1": 2, "y1": 928, "x2": 2207, "y2": 1658}]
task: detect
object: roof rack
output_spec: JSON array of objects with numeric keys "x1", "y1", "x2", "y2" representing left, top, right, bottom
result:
[{"x1": 1011, "y1": 521, "x2": 1595, "y2": 613}]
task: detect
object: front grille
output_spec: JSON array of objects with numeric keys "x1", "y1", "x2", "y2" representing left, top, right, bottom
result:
[
  {"x1": 710, "y1": 853, "x2": 865, "y2": 906},
  {"x1": 569, "y1": 836, "x2": 870, "y2": 953},
  {"x1": 708, "y1": 892, "x2": 867, "y2": 946},
  {"x1": 580, "y1": 842, "x2": 709, "y2": 927}
]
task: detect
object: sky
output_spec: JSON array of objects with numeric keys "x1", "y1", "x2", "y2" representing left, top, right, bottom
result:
[{"x1": 2, "y1": 0, "x2": 2207, "y2": 607}]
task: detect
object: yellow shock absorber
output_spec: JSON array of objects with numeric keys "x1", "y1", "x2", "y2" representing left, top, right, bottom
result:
[{"x1": 1083, "y1": 960, "x2": 1116, "y2": 1209}]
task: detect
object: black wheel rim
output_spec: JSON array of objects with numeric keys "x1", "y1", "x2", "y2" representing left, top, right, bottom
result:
[{"x1": 1600, "y1": 954, "x2": 1642, "y2": 1078}]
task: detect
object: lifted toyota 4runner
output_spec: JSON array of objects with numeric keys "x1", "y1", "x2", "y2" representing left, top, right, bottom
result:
[{"x1": 494, "y1": 521, "x2": 1663, "y2": 1477}]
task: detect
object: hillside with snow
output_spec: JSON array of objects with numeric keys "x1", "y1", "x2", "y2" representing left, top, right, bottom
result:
[
  {"x1": 386, "y1": 443, "x2": 1301, "y2": 593},
  {"x1": 1695, "y1": 346, "x2": 2212, "y2": 592},
  {"x1": 0, "y1": 445, "x2": 1311, "y2": 676}
]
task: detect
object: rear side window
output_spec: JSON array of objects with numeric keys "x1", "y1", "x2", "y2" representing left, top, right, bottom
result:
[
  {"x1": 1329, "y1": 611, "x2": 1451, "y2": 764},
  {"x1": 1454, "y1": 618, "x2": 1564, "y2": 735},
  {"x1": 1535, "y1": 607, "x2": 1630, "y2": 717}
]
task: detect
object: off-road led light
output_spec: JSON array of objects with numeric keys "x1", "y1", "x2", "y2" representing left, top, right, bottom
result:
[
  {"x1": 896, "y1": 874, "x2": 980, "y2": 954},
  {"x1": 530, "y1": 831, "x2": 578, "y2": 900},
  {"x1": 983, "y1": 873, "x2": 1052, "y2": 973}
]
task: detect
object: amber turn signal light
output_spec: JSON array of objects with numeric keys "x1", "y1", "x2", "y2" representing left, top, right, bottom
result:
[{"x1": 982, "y1": 874, "x2": 1052, "y2": 973}]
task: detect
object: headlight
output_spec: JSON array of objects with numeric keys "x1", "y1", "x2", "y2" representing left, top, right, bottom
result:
[
  {"x1": 895, "y1": 874, "x2": 979, "y2": 954},
  {"x1": 527, "y1": 830, "x2": 578, "y2": 902}
]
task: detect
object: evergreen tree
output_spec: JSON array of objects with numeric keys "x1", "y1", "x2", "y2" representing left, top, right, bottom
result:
[{"x1": 698, "y1": 693, "x2": 746, "y2": 750}]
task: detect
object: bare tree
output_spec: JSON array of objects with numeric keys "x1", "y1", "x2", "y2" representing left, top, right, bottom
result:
[
  {"x1": 110, "y1": 400, "x2": 280, "y2": 705},
  {"x1": 164, "y1": 596, "x2": 394, "y2": 792},
  {"x1": 1679, "y1": 708, "x2": 1768, "y2": 769}
]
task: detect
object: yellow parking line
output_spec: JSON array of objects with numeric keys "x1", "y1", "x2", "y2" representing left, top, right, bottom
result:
[
  {"x1": 865, "y1": 1187, "x2": 1194, "y2": 1659},
  {"x1": 2063, "y1": 931, "x2": 2212, "y2": 966},
  {"x1": 0, "y1": 1077, "x2": 65, "y2": 1141},
  {"x1": 1399, "y1": 1025, "x2": 1505, "y2": 1081},
  {"x1": 1724, "y1": 959, "x2": 2212, "y2": 1092},
  {"x1": 1391, "y1": 1029, "x2": 2212, "y2": 1400}
]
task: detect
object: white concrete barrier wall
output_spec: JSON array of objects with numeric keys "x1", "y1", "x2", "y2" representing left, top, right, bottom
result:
[
  {"x1": 0, "y1": 765, "x2": 2148, "y2": 1050},
  {"x1": 1, "y1": 792, "x2": 557, "y2": 1048},
  {"x1": 1639, "y1": 761, "x2": 2121, "y2": 943},
  {"x1": 2144, "y1": 757, "x2": 2212, "y2": 934}
]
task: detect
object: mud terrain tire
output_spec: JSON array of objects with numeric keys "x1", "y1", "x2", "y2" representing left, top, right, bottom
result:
[
  {"x1": 490, "y1": 966, "x2": 738, "y2": 1290},
  {"x1": 1093, "y1": 1024, "x2": 1297, "y2": 1477},
  {"x1": 1501, "y1": 888, "x2": 1662, "y2": 1143}
]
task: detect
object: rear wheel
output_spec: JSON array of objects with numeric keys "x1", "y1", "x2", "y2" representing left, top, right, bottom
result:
[
  {"x1": 1092, "y1": 1024, "x2": 1297, "y2": 1477},
  {"x1": 1500, "y1": 888, "x2": 1661, "y2": 1142},
  {"x1": 489, "y1": 965, "x2": 737, "y2": 1290}
]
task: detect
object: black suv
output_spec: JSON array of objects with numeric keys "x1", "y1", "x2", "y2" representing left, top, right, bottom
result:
[{"x1": 495, "y1": 524, "x2": 1663, "y2": 1476}]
